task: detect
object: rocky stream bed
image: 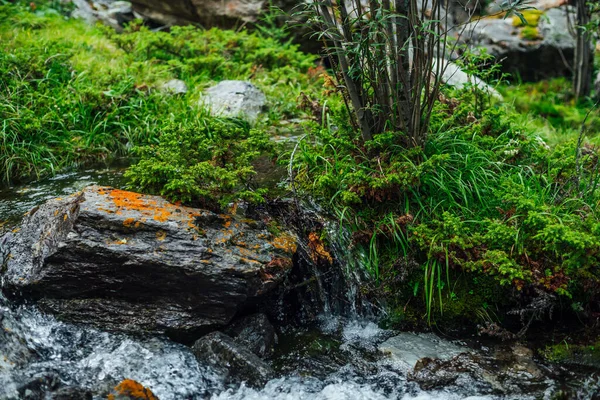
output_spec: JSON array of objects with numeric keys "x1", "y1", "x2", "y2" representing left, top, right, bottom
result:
[{"x1": 0, "y1": 170, "x2": 599, "y2": 399}]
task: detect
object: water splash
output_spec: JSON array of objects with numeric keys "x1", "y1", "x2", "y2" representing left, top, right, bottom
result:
[{"x1": 0, "y1": 294, "x2": 222, "y2": 399}]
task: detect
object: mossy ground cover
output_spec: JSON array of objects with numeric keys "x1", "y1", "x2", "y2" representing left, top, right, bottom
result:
[
  {"x1": 291, "y1": 87, "x2": 600, "y2": 330},
  {"x1": 0, "y1": 1, "x2": 320, "y2": 185},
  {"x1": 500, "y1": 78, "x2": 600, "y2": 147}
]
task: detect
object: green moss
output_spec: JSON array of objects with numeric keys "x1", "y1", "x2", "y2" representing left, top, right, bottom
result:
[
  {"x1": 125, "y1": 118, "x2": 275, "y2": 209},
  {"x1": 521, "y1": 26, "x2": 542, "y2": 40},
  {"x1": 499, "y1": 78, "x2": 600, "y2": 147},
  {"x1": 542, "y1": 339, "x2": 600, "y2": 368},
  {"x1": 512, "y1": 9, "x2": 544, "y2": 27},
  {"x1": 293, "y1": 87, "x2": 600, "y2": 326}
]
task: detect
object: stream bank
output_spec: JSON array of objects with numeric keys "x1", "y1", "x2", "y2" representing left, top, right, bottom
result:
[{"x1": 1, "y1": 170, "x2": 599, "y2": 399}]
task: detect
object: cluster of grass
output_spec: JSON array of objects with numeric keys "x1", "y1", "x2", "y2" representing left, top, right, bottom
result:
[
  {"x1": 500, "y1": 78, "x2": 600, "y2": 147},
  {"x1": 291, "y1": 88, "x2": 600, "y2": 326},
  {"x1": 0, "y1": 1, "x2": 319, "y2": 186}
]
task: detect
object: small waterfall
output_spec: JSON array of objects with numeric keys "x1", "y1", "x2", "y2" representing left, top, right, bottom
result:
[{"x1": 267, "y1": 199, "x2": 378, "y2": 325}]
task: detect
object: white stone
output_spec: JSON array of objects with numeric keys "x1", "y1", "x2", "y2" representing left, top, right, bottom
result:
[
  {"x1": 161, "y1": 79, "x2": 188, "y2": 95},
  {"x1": 435, "y1": 58, "x2": 503, "y2": 100},
  {"x1": 200, "y1": 81, "x2": 267, "y2": 124}
]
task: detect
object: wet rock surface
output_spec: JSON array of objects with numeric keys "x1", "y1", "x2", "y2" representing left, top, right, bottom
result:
[
  {"x1": 225, "y1": 313, "x2": 277, "y2": 358},
  {"x1": 192, "y1": 331, "x2": 275, "y2": 387},
  {"x1": 378, "y1": 332, "x2": 466, "y2": 369},
  {"x1": 0, "y1": 186, "x2": 296, "y2": 339},
  {"x1": 403, "y1": 342, "x2": 548, "y2": 394}
]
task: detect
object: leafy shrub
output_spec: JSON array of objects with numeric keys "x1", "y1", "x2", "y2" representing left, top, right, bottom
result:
[
  {"x1": 126, "y1": 117, "x2": 275, "y2": 209},
  {"x1": 291, "y1": 89, "x2": 600, "y2": 322}
]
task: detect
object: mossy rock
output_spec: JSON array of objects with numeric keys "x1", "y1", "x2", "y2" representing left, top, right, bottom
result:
[{"x1": 541, "y1": 339, "x2": 600, "y2": 368}]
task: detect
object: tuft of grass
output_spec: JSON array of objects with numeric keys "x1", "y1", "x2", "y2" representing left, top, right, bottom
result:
[{"x1": 500, "y1": 78, "x2": 600, "y2": 147}]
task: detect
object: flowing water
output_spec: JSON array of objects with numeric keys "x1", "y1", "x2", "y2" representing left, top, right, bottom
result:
[{"x1": 0, "y1": 171, "x2": 598, "y2": 399}]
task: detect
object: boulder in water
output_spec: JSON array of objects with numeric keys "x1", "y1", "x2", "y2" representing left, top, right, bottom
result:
[
  {"x1": 0, "y1": 186, "x2": 297, "y2": 340},
  {"x1": 378, "y1": 332, "x2": 466, "y2": 369},
  {"x1": 191, "y1": 331, "x2": 275, "y2": 387},
  {"x1": 225, "y1": 313, "x2": 277, "y2": 358}
]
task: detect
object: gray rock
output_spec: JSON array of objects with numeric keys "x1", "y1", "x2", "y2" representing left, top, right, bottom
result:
[
  {"x1": 71, "y1": 0, "x2": 135, "y2": 31},
  {"x1": 130, "y1": 0, "x2": 297, "y2": 28},
  {"x1": 161, "y1": 79, "x2": 188, "y2": 95},
  {"x1": 225, "y1": 313, "x2": 277, "y2": 358},
  {"x1": 435, "y1": 58, "x2": 503, "y2": 100},
  {"x1": 201, "y1": 81, "x2": 267, "y2": 123},
  {"x1": 0, "y1": 186, "x2": 296, "y2": 339},
  {"x1": 486, "y1": 0, "x2": 568, "y2": 14},
  {"x1": 192, "y1": 331, "x2": 275, "y2": 387},
  {"x1": 460, "y1": 6, "x2": 575, "y2": 81},
  {"x1": 406, "y1": 343, "x2": 545, "y2": 393},
  {"x1": 379, "y1": 332, "x2": 466, "y2": 369}
]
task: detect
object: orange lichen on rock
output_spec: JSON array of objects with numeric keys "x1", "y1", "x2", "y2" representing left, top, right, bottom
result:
[
  {"x1": 108, "y1": 379, "x2": 158, "y2": 400},
  {"x1": 100, "y1": 188, "x2": 173, "y2": 224},
  {"x1": 152, "y1": 209, "x2": 172, "y2": 223},
  {"x1": 271, "y1": 233, "x2": 297, "y2": 254},
  {"x1": 308, "y1": 232, "x2": 333, "y2": 264},
  {"x1": 123, "y1": 218, "x2": 136, "y2": 228}
]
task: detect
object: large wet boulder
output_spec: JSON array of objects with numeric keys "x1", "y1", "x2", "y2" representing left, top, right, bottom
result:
[
  {"x1": 191, "y1": 331, "x2": 275, "y2": 387},
  {"x1": 0, "y1": 186, "x2": 297, "y2": 339},
  {"x1": 460, "y1": 6, "x2": 575, "y2": 81}
]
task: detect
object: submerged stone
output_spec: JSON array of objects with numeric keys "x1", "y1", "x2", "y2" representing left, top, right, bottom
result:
[
  {"x1": 0, "y1": 186, "x2": 296, "y2": 340},
  {"x1": 191, "y1": 331, "x2": 275, "y2": 387},
  {"x1": 378, "y1": 332, "x2": 466, "y2": 369},
  {"x1": 225, "y1": 313, "x2": 277, "y2": 358}
]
